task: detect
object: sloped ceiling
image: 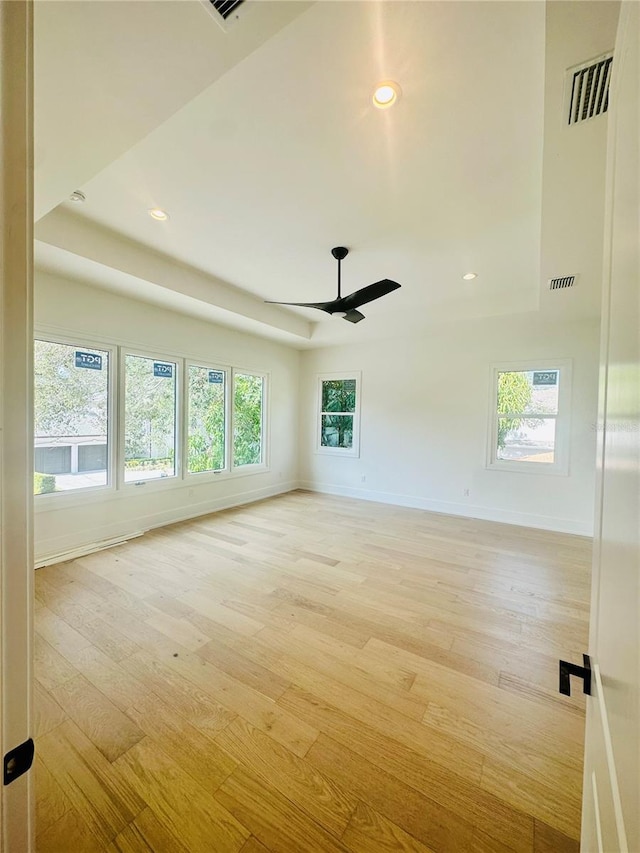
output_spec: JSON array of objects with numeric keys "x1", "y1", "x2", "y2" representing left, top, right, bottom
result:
[{"x1": 36, "y1": 1, "x2": 552, "y2": 346}]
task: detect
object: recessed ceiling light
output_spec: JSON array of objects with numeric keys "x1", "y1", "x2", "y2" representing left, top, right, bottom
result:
[
  {"x1": 462, "y1": 272, "x2": 478, "y2": 280},
  {"x1": 148, "y1": 208, "x2": 169, "y2": 221},
  {"x1": 372, "y1": 81, "x2": 401, "y2": 109},
  {"x1": 69, "y1": 190, "x2": 86, "y2": 203}
]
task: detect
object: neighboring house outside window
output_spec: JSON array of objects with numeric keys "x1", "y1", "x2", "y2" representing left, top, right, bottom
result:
[{"x1": 487, "y1": 361, "x2": 572, "y2": 475}]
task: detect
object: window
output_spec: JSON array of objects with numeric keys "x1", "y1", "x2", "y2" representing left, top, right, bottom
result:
[
  {"x1": 124, "y1": 354, "x2": 178, "y2": 482},
  {"x1": 233, "y1": 372, "x2": 265, "y2": 467},
  {"x1": 187, "y1": 365, "x2": 226, "y2": 474},
  {"x1": 488, "y1": 362, "x2": 571, "y2": 474},
  {"x1": 317, "y1": 373, "x2": 360, "y2": 456},
  {"x1": 34, "y1": 340, "x2": 110, "y2": 494},
  {"x1": 34, "y1": 335, "x2": 272, "y2": 497}
]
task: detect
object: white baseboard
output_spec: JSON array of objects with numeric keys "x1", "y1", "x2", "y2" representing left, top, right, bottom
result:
[
  {"x1": 35, "y1": 481, "x2": 300, "y2": 567},
  {"x1": 298, "y1": 480, "x2": 593, "y2": 536}
]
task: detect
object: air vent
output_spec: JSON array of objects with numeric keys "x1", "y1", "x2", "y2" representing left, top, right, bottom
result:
[
  {"x1": 549, "y1": 275, "x2": 577, "y2": 291},
  {"x1": 566, "y1": 53, "x2": 613, "y2": 126},
  {"x1": 201, "y1": 0, "x2": 246, "y2": 31},
  {"x1": 209, "y1": 0, "x2": 244, "y2": 20}
]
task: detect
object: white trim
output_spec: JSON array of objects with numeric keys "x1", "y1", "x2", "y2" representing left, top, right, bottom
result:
[
  {"x1": 0, "y1": 2, "x2": 35, "y2": 846},
  {"x1": 486, "y1": 359, "x2": 573, "y2": 476},
  {"x1": 593, "y1": 663, "x2": 629, "y2": 853},
  {"x1": 591, "y1": 772, "x2": 604, "y2": 853},
  {"x1": 315, "y1": 371, "x2": 361, "y2": 458},
  {"x1": 34, "y1": 481, "x2": 299, "y2": 566},
  {"x1": 299, "y1": 480, "x2": 592, "y2": 536}
]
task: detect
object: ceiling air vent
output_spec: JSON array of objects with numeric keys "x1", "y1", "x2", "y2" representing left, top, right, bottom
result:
[
  {"x1": 549, "y1": 275, "x2": 577, "y2": 291},
  {"x1": 209, "y1": 0, "x2": 244, "y2": 20},
  {"x1": 201, "y1": 0, "x2": 246, "y2": 31},
  {"x1": 566, "y1": 53, "x2": 613, "y2": 126}
]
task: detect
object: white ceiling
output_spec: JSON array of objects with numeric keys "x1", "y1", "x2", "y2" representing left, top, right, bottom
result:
[{"x1": 35, "y1": 1, "x2": 549, "y2": 347}]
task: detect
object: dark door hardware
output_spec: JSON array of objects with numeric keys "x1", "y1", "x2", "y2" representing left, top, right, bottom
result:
[
  {"x1": 559, "y1": 654, "x2": 592, "y2": 696},
  {"x1": 3, "y1": 738, "x2": 34, "y2": 785}
]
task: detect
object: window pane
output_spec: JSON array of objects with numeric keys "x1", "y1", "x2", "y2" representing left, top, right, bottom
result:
[
  {"x1": 497, "y1": 370, "x2": 559, "y2": 416},
  {"x1": 188, "y1": 366, "x2": 225, "y2": 473},
  {"x1": 322, "y1": 379, "x2": 356, "y2": 413},
  {"x1": 34, "y1": 340, "x2": 109, "y2": 493},
  {"x1": 233, "y1": 373, "x2": 263, "y2": 466},
  {"x1": 321, "y1": 414, "x2": 353, "y2": 448},
  {"x1": 124, "y1": 355, "x2": 176, "y2": 481},
  {"x1": 496, "y1": 417, "x2": 556, "y2": 463}
]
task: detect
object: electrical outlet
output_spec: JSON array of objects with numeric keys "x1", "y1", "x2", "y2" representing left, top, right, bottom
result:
[
  {"x1": 361, "y1": 475, "x2": 366, "y2": 483},
  {"x1": 463, "y1": 488, "x2": 470, "y2": 497}
]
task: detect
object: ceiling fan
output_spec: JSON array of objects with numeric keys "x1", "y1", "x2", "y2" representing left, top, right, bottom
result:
[{"x1": 265, "y1": 247, "x2": 401, "y2": 324}]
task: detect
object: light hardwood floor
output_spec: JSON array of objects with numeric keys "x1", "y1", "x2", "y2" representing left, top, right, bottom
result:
[{"x1": 34, "y1": 490, "x2": 591, "y2": 852}]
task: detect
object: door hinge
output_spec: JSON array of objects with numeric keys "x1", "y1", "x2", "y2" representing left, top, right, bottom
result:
[
  {"x1": 559, "y1": 654, "x2": 592, "y2": 696},
  {"x1": 3, "y1": 738, "x2": 34, "y2": 785}
]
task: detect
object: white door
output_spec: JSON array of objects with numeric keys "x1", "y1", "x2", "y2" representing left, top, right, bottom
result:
[
  {"x1": 0, "y1": 1, "x2": 35, "y2": 850},
  {"x1": 581, "y1": 3, "x2": 639, "y2": 851}
]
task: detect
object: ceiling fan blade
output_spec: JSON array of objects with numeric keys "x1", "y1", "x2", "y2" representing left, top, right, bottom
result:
[
  {"x1": 265, "y1": 300, "x2": 334, "y2": 313},
  {"x1": 341, "y1": 279, "x2": 401, "y2": 310},
  {"x1": 343, "y1": 309, "x2": 365, "y2": 323}
]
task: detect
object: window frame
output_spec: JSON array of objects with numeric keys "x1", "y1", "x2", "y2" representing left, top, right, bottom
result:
[
  {"x1": 33, "y1": 333, "x2": 117, "y2": 503},
  {"x1": 231, "y1": 368, "x2": 269, "y2": 474},
  {"x1": 486, "y1": 359, "x2": 572, "y2": 475},
  {"x1": 119, "y1": 347, "x2": 183, "y2": 491},
  {"x1": 316, "y1": 371, "x2": 361, "y2": 458},
  {"x1": 184, "y1": 360, "x2": 230, "y2": 480}
]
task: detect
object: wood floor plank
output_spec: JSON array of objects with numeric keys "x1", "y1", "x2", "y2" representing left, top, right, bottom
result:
[
  {"x1": 50, "y1": 674, "x2": 145, "y2": 763},
  {"x1": 197, "y1": 638, "x2": 291, "y2": 701},
  {"x1": 58, "y1": 643, "x2": 151, "y2": 712},
  {"x1": 239, "y1": 838, "x2": 272, "y2": 853},
  {"x1": 134, "y1": 643, "x2": 319, "y2": 758},
  {"x1": 278, "y1": 686, "x2": 534, "y2": 852},
  {"x1": 273, "y1": 655, "x2": 483, "y2": 783},
  {"x1": 38, "y1": 720, "x2": 145, "y2": 846},
  {"x1": 34, "y1": 633, "x2": 80, "y2": 692},
  {"x1": 481, "y1": 757, "x2": 582, "y2": 841},
  {"x1": 36, "y1": 807, "x2": 104, "y2": 853},
  {"x1": 341, "y1": 801, "x2": 436, "y2": 853},
  {"x1": 34, "y1": 680, "x2": 67, "y2": 738},
  {"x1": 306, "y1": 733, "x2": 474, "y2": 852},
  {"x1": 35, "y1": 492, "x2": 590, "y2": 851},
  {"x1": 35, "y1": 755, "x2": 72, "y2": 838},
  {"x1": 121, "y1": 649, "x2": 238, "y2": 737},
  {"x1": 215, "y1": 765, "x2": 349, "y2": 853},
  {"x1": 106, "y1": 807, "x2": 191, "y2": 853},
  {"x1": 114, "y1": 737, "x2": 249, "y2": 853},
  {"x1": 124, "y1": 693, "x2": 237, "y2": 792},
  {"x1": 254, "y1": 626, "x2": 428, "y2": 720},
  {"x1": 216, "y1": 717, "x2": 357, "y2": 838},
  {"x1": 533, "y1": 819, "x2": 580, "y2": 853}
]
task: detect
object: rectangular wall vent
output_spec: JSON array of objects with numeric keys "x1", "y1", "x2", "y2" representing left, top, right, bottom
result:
[
  {"x1": 209, "y1": 0, "x2": 244, "y2": 20},
  {"x1": 549, "y1": 275, "x2": 577, "y2": 291},
  {"x1": 566, "y1": 53, "x2": 613, "y2": 126}
]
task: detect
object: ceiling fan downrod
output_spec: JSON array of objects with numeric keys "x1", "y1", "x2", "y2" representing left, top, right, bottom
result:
[{"x1": 331, "y1": 246, "x2": 348, "y2": 300}]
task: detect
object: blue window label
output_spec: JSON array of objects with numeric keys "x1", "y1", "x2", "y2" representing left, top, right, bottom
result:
[
  {"x1": 75, "y1": 351, "x2": 102, "y2": 370},
  {"x1": 532, "y1": 371, "x2": 558, "y2": 386},
  {"x1": 208, "y1": 370, "x2": 224, "y2": 384},
  {"x1": 153, "y1": 362, "x2": 173, "y2": 378}
]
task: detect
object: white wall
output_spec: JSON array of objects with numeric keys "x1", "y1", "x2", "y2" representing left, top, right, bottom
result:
[
  {"x1": 34, "y1": 270, "x2": 300, "y2": 563},
  {"x1": 299, "y1": 314, "x2": 600, "y2": 535}
]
